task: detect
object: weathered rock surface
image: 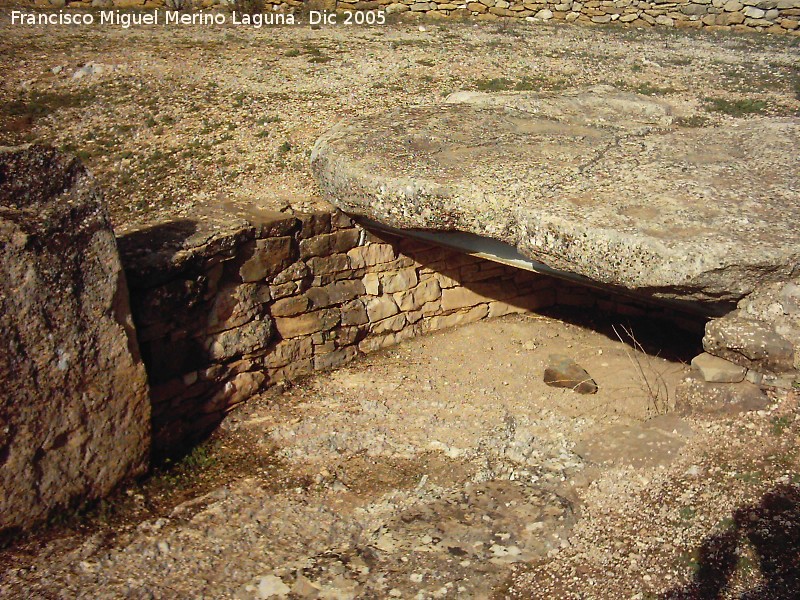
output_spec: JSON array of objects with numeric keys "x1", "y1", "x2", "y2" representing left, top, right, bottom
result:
[
  {"x1": 702, "y1": 276, "x2": 799, "y2": 387},
  {"x1": 675, "y1": 376, "x2": 770, "y2": 415},
  {"x1": 0, "y1": 145, "x2": 150, "y2": 533},
  {"x1": 311, "y1": 86, "x2": 800, "y2": 307},
  {"x1": 544, "y1": 354, "x2": 598, "y2": 394},
  {"x1": 704, "y1": 317, "x2": 795, "y2": 374},
  {"x1": 691, "y1": 352, "x2": 747, "y2": 383},
  {"x1": 574, "y1": 415, "x2": 693, "y2": 468}
]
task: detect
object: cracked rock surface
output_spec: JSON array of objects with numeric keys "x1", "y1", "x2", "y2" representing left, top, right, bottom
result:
[{"x1": 311, "y1": 86, "x2": 800, "y2": 307}]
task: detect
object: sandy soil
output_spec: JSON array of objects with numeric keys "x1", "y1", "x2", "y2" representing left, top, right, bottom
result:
[{"x1": 0, "y1": 309, "x2": 797, "y2": 598}]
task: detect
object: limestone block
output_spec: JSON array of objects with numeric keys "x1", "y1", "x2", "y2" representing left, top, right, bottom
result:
[
  {"x1": 681, "y1": 3, "x2": 708, "y2": 12},
  {"x1": 487, "y1": 290, "x2": 556, "y2": 316},
  {"x1": 441, "y1": 282, "x2": 512, "y2": 311},
  {"x1": 275, "y1": 308, "x2": 340, "y2": 338},
  {"x1": 335, "y1": 325, "x2": 363, "y2": 346},
  {"x1": 717, "y1": 9, "x2": 745, "y2": 20},
  {"x1": 347, "y1": 243, "x2": 396, "y2": 268},
  {"x1": 206, "y1": 371, "x2": 265, "y2": 413},
  {"x1": 366, "y1": 296, "x2": 400, "y2": 322},
  {"x1": 206, "y1": 317, "x2": 274, "y2": 360},
  {"x1": 441, "y1": 287, "x2": 488, "y2": 311},
  {"x1": 306, "y1": 253, "x2": 350, "y2": 275},
  {"x1": 311, "y1": 88, "x2": 800, "y2": 310},
  {"x1": 272, "y1": 261, "x2": 310, "y2": 285},
  {"x1": 743, "y1": 4, "x2": 765, "y2": 14},
  {"x1": 263, "y1": 337, "x2": 314, "y2": 368},
  {"x1": 358, "y1": 327, "x2": 419, "y2": 354},
  {"x1": 488, "y1": 300, "x2": 529, "y2": 318},
  {"x1": 270, "y1": 281, "x2": 298, "y2": 300},
  {"x1": 371, "y1": 313, "x2": 408, "y2": 335},
  {"x1": 411, "y1": 277, "x2": 442, "y2": 308},
  {"x1": 0, "y1": 145, "x2": 150, "y2": 532},
  {"x1": 363, "y1": 272, "x2": 381, "y2": 295},
  {"x1": 306, "y1": 279, "x2": 365, "y2": 309},
  {"x1": 341, "y1": 299, "x2": 369, "y2": 326},
  {"x1": 240, "y1": 236, "x2": 294, "y2": 282},
  {"x1": 299, "y1": 229, "x2": 360, "y2": 259},
  {"x1": 691, "y1": 352, "x2": 747, "y2": 383},
  {"x1": 380, "y1": 267, "x2": 419, "y2": 293},
  {"x1": 207, "y1": 283, "x2": 268, "y2": 334},
  {"x1": 270, "y1": 294, "x2": 310, "y2": 317},
  {"x1": 408, "y1": 299, "x2": 442, "y2": 324},
  {"x1": 269, "y1": 358, "x2": 313, "y2": 383},
  {"x1": 703, "y1": 316, "x2": 795, "y2": 374},
  {"x1": 425, "y1": 304, "x2": 489, "y2": 331},
  {"x1": 296, "y1": 212, "x2": 331, "y2": 239}
]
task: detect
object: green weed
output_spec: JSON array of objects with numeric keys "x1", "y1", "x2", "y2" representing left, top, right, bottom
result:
[
  {"x1": 474, "y1": 77, "x2": 515, "y2": 92},
  {"x1": 704, "y1": 97, "x2": 768, "y2": 116}
]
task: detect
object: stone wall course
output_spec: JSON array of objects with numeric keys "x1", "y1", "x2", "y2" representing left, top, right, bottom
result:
[
  {"x1": 122, "y1": 209, "x2": 708, "y2": 456},
  {"x1": 57, "y1": 0, "x2": 800, "y2": 32}
]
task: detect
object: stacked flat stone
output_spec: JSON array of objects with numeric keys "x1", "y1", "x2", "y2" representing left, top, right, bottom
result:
[
  {"x1": 120, "y1": 207, "x2": 698, "y2": 455},
  {"x1": 682, "y1": 277, "x2": 798, "y2": 414},
  {"x1": 694, "y1": 278, "x2": 800, "y2": 389},
  {"x1": 44, "y1": 0, "x2": 800, "y2": 33}
]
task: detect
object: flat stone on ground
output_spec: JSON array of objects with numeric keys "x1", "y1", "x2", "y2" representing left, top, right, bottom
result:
[
  {"x1": 544, "y1": 354, "x2": 598, "y2": 394},
  {"x1": 691, "y1": 352, "x2": 747, "y2": 383}
]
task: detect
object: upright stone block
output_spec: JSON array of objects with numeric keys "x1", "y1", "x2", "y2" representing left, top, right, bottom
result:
[{"x1": 0, "y1": 145, "x2": 150, "y2": 533}]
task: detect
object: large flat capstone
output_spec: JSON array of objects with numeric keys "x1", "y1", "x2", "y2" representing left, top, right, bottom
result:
[{"x1": 311, "y1": 87, "x2": 800, "y2": 307}]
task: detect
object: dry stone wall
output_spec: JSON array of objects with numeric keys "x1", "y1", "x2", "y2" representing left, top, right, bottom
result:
[
  {"x1": 380, "y1": 0, "x2": 799, "y2": 33},
  {"x1": 121, "y1": 209, "x2": 697, "y2": 456},
  {"x1": 50, "y1": 0, "x2": 800, "y2": 34}
]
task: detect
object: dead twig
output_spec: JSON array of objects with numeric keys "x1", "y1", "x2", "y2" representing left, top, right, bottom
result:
[{"x1": 612, "y1": 324, "x2": 671, "y2": 416}]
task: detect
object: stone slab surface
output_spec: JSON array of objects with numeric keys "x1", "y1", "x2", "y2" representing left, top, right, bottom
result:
[
  {"x1": 311, "y1": 86, "x2": 800, "y2": 306},
  {"x1": 691, "y1": 352, "x2": 747, "y2": 383}
]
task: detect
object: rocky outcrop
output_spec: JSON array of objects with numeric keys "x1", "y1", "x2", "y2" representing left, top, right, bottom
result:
[
  {"x1": 680, "y1": 276, "x2": 798, "y2": 415},
  {"x1": 701, "y1": 277, "x2": 800, "y2": 388},
  {"x1": 311, "y1": 87, "x2": 800, "y2": 309},
  {"x1": 0, "y1": 145, "x2": 150, "y2": 534}
]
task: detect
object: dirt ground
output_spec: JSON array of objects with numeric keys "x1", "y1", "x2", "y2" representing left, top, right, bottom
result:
[
  {"x1": 0, "y1": 309, "x2": 798, "y2": 598},
  {"x1": 1, "y1": 11, "x2": 798, "y2": 232}
]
